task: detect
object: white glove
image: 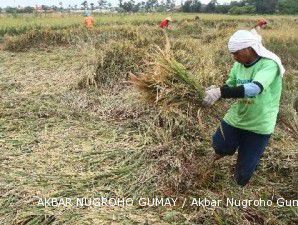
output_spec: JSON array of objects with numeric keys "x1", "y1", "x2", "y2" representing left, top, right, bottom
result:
[
  {"x1": 205, "y1": 85, "x2": 217, "y2": 91},
  {"x1": 203, "y1": 86, "x2": 221, "y2": 106}
]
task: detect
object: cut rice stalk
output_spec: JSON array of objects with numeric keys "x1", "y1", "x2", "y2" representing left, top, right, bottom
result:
[{"x1": 130, "y1": 42, "x2": 204, "y2": 108}]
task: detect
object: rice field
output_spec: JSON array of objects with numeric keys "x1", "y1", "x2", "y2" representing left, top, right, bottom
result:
[{"x1": 0, "y1": 13, "x2": 297, "y2": 225}]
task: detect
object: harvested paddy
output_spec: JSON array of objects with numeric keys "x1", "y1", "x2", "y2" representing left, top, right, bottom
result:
[{"x1": 0, "y1": 13, "x2": 297, "y2": 224}]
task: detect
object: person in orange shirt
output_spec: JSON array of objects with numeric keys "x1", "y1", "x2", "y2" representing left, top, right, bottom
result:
[
  {"x1": 159, "y1": 17, "x2": 173, "y2": 29},
  {"x1": 84, "y1": 14, "x2": 95, "y2": 29}
]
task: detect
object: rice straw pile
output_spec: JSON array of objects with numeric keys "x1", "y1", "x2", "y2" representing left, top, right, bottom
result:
[{"x1": 130, "y1": 37, "x2": 204, "y2": 109}]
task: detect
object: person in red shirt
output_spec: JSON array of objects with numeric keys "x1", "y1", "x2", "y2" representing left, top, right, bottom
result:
[
  {"x1": 159, "y1": 17, "x2": 173, "y2": 29},
  {"x1": 254, "y1": 19, "x2": 268, "y2": 29}
]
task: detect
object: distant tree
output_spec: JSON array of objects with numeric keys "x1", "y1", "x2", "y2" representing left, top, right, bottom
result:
[
  {"x1": 121, "y1": 0, "x2": 140, "y2": 12},
  {"x1": 5, "y1": 7, "x2": 18, "y2": 13},
  {"x1": 139, "y1": 1, "x2": 147, "y2": 11},
  {"x1": 51, "y1": 5, "x2": 59, "y2": 11},
  {"x1": 278, "y1": 0, "x2": 298, "y2": 14},
  {"x1": 25, "y1": 6, "x2": 35, "y2": 13},
  {"x1": 157, "y1": 0, "x2": 166, "y2": 12},
  {"x1": 145, "y1": 0, "x2": 159, "y2": 12},
  {"x1": 174, "y1": 0, "x2": 297, "y2": 15},
  {"x1": 82, "y1": 1, "x2": 88, "y2": 9},
  {"x1": 228, "y1": 5, "x2": 256, "y2": 14},
  {"x1": 230, "y1": 1, "x2": 245, "y2": 7},
  {"x1": 98, "y1": 0, "x2": 107, "y2": 9},
  {"x1": 182, "y1": 0, "x2": 201, "y2": 12},
  {"x1": 165, "y1": 0, "x2": 170, "y2": 10},
  {"x1": 215, "y1": 4, "x2": 231, "y2": 13},
  {"x1": 166, "y1": 0, "x2": 175, "y2": 11},
  {"x1": 182, "y1": 0, "x2": 192, "y2": 12},
  {"x1": 121, "y1": 0, "x2": 133, "y2": 11},
  {"x1": 192, "y1": 0, "x2": 201, "y2": 12},
  {"x1": 242, "y1": 0, "x2": 277, "y2": 14},
  {"x1": 205, "y1": 0, "x2": 217, "y2": 13},
  {"x1": 134, "y1": 2, "x2": 141, "y2": 11},
  {"x1": 90, "y1": 3, "x2": 95, "y2": 11},
  {"x1": 255, "y1": 0, "x2": 278, "y2": 14},
  {"x1": 41, "y1": 5, "x2": 51, "y2": 11},
  {"x1": 59, "y1": 2, "x2": 63, "y2": 11},
  {"x1": 7, "y1": 6, "x2": 33, "y2": 13}
]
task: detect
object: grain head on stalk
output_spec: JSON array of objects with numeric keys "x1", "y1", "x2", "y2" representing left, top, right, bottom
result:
[{"x1": 129, "y1": 32, "x2": 204, "y2": 109}]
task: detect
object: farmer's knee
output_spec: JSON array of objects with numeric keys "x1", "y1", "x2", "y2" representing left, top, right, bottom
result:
[{"x1": 212, "y1": 132, "x2": 237, "y2": 156}]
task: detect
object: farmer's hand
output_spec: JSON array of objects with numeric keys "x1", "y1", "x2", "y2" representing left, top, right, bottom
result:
[{"x1": 203, "y1": 86, "x2": 221, "y2": 107}]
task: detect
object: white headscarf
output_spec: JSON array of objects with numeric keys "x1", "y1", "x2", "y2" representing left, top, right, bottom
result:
[
  {"x1": 228, "y1": 30, "x2": 285, "y2": 76},
  {"x1": 250, "y1": 28, "x2": 262, "y2": 43}
]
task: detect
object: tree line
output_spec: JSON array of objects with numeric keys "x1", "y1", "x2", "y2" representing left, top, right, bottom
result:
[
  {"x1": 191, "y1": 0, "x2": 298, "y2": 15},
  {"x1": 1, "y1": 0, "x2": 297, "y2": 14},
  {"x1": 181, "y1": 0, "x2": 296, "y2": 14}
]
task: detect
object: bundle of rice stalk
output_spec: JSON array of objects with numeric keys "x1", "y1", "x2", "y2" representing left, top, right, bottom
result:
[{"x1": 130, "y1": 37, "x2": 204, "y2": 109}]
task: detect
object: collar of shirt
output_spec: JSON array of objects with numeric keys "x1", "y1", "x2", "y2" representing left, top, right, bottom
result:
[{"x1": 244, "y1": 56, "x2": 262, "y2": 68}]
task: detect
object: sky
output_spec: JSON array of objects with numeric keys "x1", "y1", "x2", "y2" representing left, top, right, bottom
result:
[{"x1": 0, "y1": 0, "x2": 235, "y2": 8}]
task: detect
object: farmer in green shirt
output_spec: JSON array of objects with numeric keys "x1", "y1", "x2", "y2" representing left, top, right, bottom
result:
[{"x1": 203, "y1": 30, "x2": 285, "y2": 186}]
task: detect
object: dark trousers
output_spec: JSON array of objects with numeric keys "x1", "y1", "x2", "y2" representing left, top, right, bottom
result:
[{"x1": 212, "y1": 120, "x2": 270, "y2": 186}]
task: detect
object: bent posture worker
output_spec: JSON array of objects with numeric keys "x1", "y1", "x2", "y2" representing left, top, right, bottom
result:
[{"x1": 203, "y1": 30, "x2": 285, "y2": 186}]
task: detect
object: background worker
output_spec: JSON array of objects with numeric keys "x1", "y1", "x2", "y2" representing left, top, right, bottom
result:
[
  {"x1": 251, "y1": 19, "x2": 268, "y2": 43},
  {"x1": 159, "y1": 17, "x2": 173, "y2": 29},
  {"x1": 203, "y1": 30, "x2": 285, "y2": 187},
  {"x1": 84, "y1": 13, "x2": 95, "y2": 29}
]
